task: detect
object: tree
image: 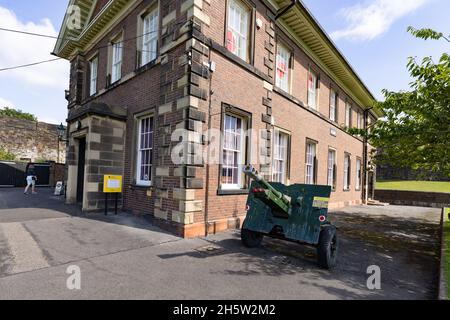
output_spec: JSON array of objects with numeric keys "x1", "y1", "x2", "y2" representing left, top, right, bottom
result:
[
  {"x1": 358, "y1": 27, "x2": 450, "y2": 176},
  {"x1": 0, "y1": 146, "x2": 15, "y2": 161},
  {"x1": 0, "y1": 107, "x2": 37, "y2": 122}
]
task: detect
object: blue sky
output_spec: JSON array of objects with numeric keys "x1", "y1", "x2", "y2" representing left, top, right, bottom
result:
[{"x1": 0, "y1": 0, "x2": 448, "y2": 124}]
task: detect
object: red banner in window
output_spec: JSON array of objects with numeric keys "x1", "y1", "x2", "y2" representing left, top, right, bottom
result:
[
  {"x1": 277, "y1": 57, "x2": 287, "y2": 79},
  {"x1": 308, "y1": 73, "x2": 315, "y2": 91},
  {"x1": 226, "y1": 30, "x2": 237, "y2": 53}
]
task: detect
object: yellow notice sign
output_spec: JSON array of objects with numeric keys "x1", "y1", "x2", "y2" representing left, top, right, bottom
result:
[
  {"x1": 103, "y1": 175, "x2": 123, "y2": 193},
  {"x1": 313, "y1": 197, "x2": 330, "y2": 209}
]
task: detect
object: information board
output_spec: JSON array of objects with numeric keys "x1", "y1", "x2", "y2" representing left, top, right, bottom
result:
[{"x1": 103, "y1": 175, "x2": 123, "y2": 193}]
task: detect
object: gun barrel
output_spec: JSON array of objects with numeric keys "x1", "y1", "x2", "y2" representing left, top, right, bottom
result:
[{"x1": 244, "y1": 166, "x2": 290, "y2": 206}]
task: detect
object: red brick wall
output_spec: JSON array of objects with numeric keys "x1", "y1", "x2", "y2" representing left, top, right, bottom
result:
[{"x1": 66, "y1": 0, "x2": 373, "y2": 231}]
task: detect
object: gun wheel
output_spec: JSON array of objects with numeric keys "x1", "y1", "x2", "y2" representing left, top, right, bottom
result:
[
  {"x1": 241, "y1": 228, "x2": 264, "y2": 248},
  {"x1": 317, "y1": 226, "x2": 339, "y2": 269}
]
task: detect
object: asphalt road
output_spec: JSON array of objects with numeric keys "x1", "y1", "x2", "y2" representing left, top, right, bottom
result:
[{"x1": 0, "y1": 188, "x2": 441, "y2": 300}]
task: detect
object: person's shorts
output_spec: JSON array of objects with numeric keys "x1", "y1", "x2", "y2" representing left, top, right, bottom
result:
[{"x1": 26, "y1": 176, "x2": 36, "y2": 186}]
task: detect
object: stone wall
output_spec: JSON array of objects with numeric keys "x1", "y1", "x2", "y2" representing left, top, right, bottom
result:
[
  {"x1": 0, "y1": 115, "x2": 66, "y2": 163},
  {"x1": 375, "y1": 190, "x2": 450, "y2": 208}
]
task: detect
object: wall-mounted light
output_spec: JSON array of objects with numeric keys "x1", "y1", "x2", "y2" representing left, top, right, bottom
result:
[{"x1": 256, "y1": 18, "x2": 263, "y2": 30}]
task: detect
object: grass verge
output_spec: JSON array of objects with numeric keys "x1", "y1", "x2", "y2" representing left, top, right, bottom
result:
[{"x1": 376, "y1": 180, "x2": 450, "y2": 193}]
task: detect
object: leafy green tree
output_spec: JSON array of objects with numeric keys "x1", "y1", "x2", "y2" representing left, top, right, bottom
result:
[
  {"x1": 407, "y1": 27, "x2": 450, "y2": 43},
  {"x1": 0, "y1": 107, "x2": 37, "y2": 122},
  {"x1": 0, "y1": 146, "x2": 16, "y2": 161},
  {"x1": 354, "y1": 27, "x2": 450, "y2": 176}
]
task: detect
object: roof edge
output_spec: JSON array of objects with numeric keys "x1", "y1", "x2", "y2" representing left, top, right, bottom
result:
[{"x1": 294, "y1": 0, "x2": 383, "y2": 117}]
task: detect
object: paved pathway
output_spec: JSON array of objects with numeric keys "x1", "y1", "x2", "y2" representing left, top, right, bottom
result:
[{"x1": 0, "y1": 188, "x2": 441, "y2": 300}]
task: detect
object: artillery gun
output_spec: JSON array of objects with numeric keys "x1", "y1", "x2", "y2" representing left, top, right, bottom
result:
[{"x1": 241, "y1": 166, "x2": 339, "y2": 269}]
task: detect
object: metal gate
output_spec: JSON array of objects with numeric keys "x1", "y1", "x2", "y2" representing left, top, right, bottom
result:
[
  {"x1": 0, "y1": 162, "x2": 51, "y2": 187},
  {"x1": 0, "y1": 161, "x2": 27, "y2": 187},
  {"x1": 33, "y1": 163, "x2": 51, "y2": 187}
]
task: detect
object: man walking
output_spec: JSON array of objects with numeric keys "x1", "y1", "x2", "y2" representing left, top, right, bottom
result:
[{"x1": 24, "y1": 164, "x2": 38, "y2": 195}]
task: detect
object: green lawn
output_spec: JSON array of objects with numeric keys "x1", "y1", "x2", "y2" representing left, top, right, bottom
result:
[
  {"x1": 376, "y1": 180, "x2": 450, "y2": 193},
  {"x1": 444, "y1": 208, "x2": 450, "y2": 299}
]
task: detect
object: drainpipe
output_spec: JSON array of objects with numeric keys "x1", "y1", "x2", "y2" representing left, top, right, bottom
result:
[
  {"x1": 363, "y1": 107, "x2": 374, "y2": 204},
  {"x1": 204, "y1": 43, "x2": 215, "y2": 237}
]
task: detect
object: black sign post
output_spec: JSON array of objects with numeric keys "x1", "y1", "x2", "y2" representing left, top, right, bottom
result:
[{"x1": 105, "y1": 193, "x2": 120, "y2": 216}]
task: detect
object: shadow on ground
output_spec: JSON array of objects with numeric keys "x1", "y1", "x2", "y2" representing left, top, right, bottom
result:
[
  {"x1": 159, "y1": 209, "x2": 441, "y2": 300},
  {"x1": 0, "y1": 188, "x2": 173, "y2": 236},
  {"x1": 0, "y1": 188, "x2": 441, "y2": 300}
]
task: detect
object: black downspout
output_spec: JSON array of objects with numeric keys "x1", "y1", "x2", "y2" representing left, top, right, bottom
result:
[
  {"x1": 204, "y1": 48, "x2": 214, "y2": 237},
  {"x1": 363, "y1": 107, "x2": 374, "y2": 204}
]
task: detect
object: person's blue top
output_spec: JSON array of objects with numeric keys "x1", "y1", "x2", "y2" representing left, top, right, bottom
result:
[{"x1": 27, "y1": 167, "x2": 36, "y2": 176}]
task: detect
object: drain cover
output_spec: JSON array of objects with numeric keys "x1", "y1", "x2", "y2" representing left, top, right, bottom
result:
[{"x1": 195, "y1": 246, "x2": 226, "y2": 255}]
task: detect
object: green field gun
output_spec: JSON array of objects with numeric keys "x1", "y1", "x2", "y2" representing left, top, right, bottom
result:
[{"x1": 241, "y1": 165, "x2": 339, "y2": 269}]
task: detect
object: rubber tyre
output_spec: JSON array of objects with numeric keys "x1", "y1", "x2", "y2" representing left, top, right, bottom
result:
[
  {"x1": 241, "y1": 228, "x2": 264, "y2": 248},
  {"x1": 317, "y1": 226, "x2": 339, "y2": 269}
]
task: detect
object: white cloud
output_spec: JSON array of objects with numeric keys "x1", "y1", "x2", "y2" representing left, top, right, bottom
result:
[
  {"x1": 331, "y1": 0, "x2": 430, "y2": 41},
  {"x1": 0, "y1": 97, "x2": 16, "y2": 109},
  {"x1": 0, "y1": 6, "x2": 69, "y2": 89}
]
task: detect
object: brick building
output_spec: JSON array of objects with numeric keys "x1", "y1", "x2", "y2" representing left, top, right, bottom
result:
[{"x1": 54, "y1": 0, "x2": 382, "y2": 238}]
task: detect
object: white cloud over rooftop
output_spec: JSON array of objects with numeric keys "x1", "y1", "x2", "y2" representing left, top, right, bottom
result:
[{"x1": 331, "y1": 0, "x2": 430, "y2": 42}]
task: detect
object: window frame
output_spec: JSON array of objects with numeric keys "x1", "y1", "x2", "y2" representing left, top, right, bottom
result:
[
  {"x1": 327, "y1": 148, "x2": 337, "y2": 191},
  {"x1": 345, "y1": 102, "x2": 352, "y2": 128},
  {"x1": 219, "y1": 105, "x2": 251, "y2": 192},
  {"x1": 140, "y1": 7, "x2": 159, "y2": 67},
  {"x1": 329, "y1": 88, "x2": 338, "y2": 122},
  {"x1": 225, "y1": 0, "x2": 253, "y2": 63},
  {"x1": 110, "y1": 34, "x2": 123, "y2": 84},
  {"x1": 307, "y1": 68, "x2": 319, "y2": 110},
  {"x1": 275, "y1": 42, "x2": 292, "y2": 94},
  {"x1": 305, "y1": 140, "x2": 318, "y2": 185},
  {"x1": 272, "y1": 129, "x2": 290, "y2": 184},
  {"x1": 344, "y1": 153, "x2": 351, "y2": 191},
  {"x1": 136, "y1": 114, "x2": 154, "y2": 187},
  {"x1": 89, "y1": 56, "x2": 98, "y2": 96},
  {"x1": 356, "y1": 157, "x2": 362, "y2": 191},
  {"x1": 357, "y1": 110, "x2": 364, "y2": 130}
]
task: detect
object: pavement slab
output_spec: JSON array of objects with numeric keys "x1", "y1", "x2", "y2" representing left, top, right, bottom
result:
[{"x1": 1, "y1": 222, "x2": 49, "y2": 274}]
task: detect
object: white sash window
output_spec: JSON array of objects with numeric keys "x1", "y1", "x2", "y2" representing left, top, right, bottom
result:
[
  {"x1": 328, "y1": 149, "x2": 337, "y2": 190},
  {"x1": 356, "y1": 158, "x2": 362, "y2": 191},
  {"x1": 141, "y1": 9, "x2": 159, "y2": 66},
  {"x1": 345, "y1": 103, "x2": 352, "y2": 128},
  {"x1": 222, "y1": 114, "x2": 246, "y2": 189},
  {"x1": 305, "y1": 142, "x2": 317, "y2": 185},
  {"x1": 308, "y1": 70, "x2": 319, "y2": 110},
  {"x1": 272, "y1": 130, "x2": 289, "y2": 183},
  {"x1": 111, "y1": 39, "x2": 123, "y2": 83},
  {"x1": 89, "y1": 57, "x2": 98, "y2": 96},
  {"x1": 137, "y1": 116, "x2": 154, "y2": 186},
  {"x1": 276, "y1": 44, "x2": 291, "y2": 93},
  {"x1": 226, "y1": 0, "x2": 250, "y2": 62},
  {"x1": 344, "y1": 154, "x2": 351, "y2": 191},
  {"x1": 330, "y1": 89, "x2": 337, "y2": 122}
]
